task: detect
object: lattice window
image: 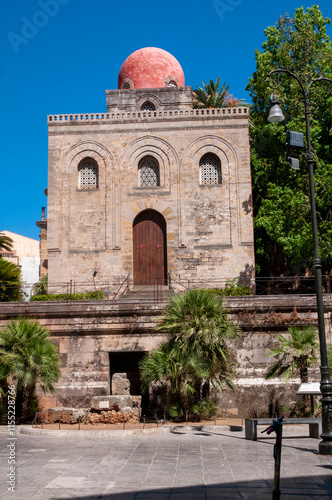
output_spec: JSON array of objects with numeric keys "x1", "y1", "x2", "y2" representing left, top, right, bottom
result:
[
  {"x1": 139, "y1": 156, "x2": 160, "y2": 187},
  {"x1": 78, "y1": 158, "x2": 99, "y2": 190},
  {"x1": 141, "y1": 101, "x2": 155, "y2": 111},
  {"x1": 168, "y1": 80, "x2": 177, "y2": 87},
  {"x1": 199, "y1": 154, "x2": 221, "y2": 185},
  {"x1": 123, "y1": 82, "x2": 130, "y2": 89}
]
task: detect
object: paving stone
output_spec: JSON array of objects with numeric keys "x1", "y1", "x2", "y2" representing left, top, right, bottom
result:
[{"x1": 0, "y1": 426, "x2": 331, "y2": 499}]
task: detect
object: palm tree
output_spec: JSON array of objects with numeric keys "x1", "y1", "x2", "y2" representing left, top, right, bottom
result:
[
  {"x1": 193, "y1": 77, "x2": 246, "y2": 109},
  {"x1": 159, "y1": 289, "x2": 239, "y2": 385},
  {"x1": 265, "y1": 326, "x2": 318, "y2": 414},
  {"x1": 0, "y1": 258, "x2": 22, "y2": 302},
  {"x1": 139, "y1": 341, "x2": 210, "y2": 415},
  {"x1": 0, "y1": 318, "x2": 61, "y2": 421},
  {"x1": 139, "y1": 289, "x2": 239, "y2": 416},
  {"x1": 0, "y1": 233, "x2": 13, "y2": 255}
]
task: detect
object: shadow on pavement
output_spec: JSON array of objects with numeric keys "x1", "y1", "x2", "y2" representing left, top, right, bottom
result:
[{"x1": 53, "y1": 473, "x2": 332, "y2": 500}]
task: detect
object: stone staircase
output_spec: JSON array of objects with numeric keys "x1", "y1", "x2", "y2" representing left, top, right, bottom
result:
[{"x1": 121, "y1": 285, "x2": 175, "y2": 302}]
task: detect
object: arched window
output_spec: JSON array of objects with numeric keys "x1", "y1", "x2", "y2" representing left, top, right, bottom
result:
[
  {"x1": 141, "y1": 101, "x2": 155, "y2": 111},
  {"x1": 78, "y1": 157, "x2": 99, "y2": 190},
  {"x1": 138, "y1": 156, "x2": 160, "y2": 187},
  {"x1": 123, "y1": 82, "x2": 130, "y2": 89},
  {"x1": 199, "y1": 153, "x2": 221, "y2": 185},
  {"x1": 168, "y1": 80, "x2": 177, "y2": 88}
]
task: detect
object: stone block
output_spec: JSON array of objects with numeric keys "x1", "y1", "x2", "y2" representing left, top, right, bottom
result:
[
  {"x1": 112, "y1": 372, "x2": 130, "y2": 395},
  {"x1": 90, "y1": 395, "x2": 133, "y2": 411}
]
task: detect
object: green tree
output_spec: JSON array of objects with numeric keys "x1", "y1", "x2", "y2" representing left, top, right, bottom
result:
[
  {"x1": 139, "y1": 342, "x2": 210, "y2": 416},
  {"x1": 265, "y1": 326, "x2": 318, "y2": 414},
  {"x1": 246, "y1": 5, "x2": 332, "y2": 275},
  {"x1": 0, "y1": 258, "x2": 22, "y2": 302},
  {"x1": 0, "y1": 233, "x2": 13, "y2": 255},
  {"x1": 139, "y1": 290, "x2": 239, "y2": 417},
  {"x1": 0, "y1": 318, "x2": 61, "y2": 421},
  {"x1": 193, "y1": 77, "x2": 245, "y2": 109}
]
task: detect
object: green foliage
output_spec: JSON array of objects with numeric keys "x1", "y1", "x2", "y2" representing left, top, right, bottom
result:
[
  {"x1": 0, "y1": 233, "x2": 13, "y2": 254},
  {"x1": 30, "y1": 291, "x2": 104, "y2": 301},
  {"x1": 0, "y1": 258, "x2": 22, "y2": 302},
  {"x1": 265, "y1": 325, "x2": 319, "y2": 416},
  {"x1": 32, "y1": 276, "x2": 48, "y2": 296},
  {"x1": 202, "y1": 279, "x2": 252, "y2": 297},
  {"x1": 192, "y1": 397, "x2": 219, "y2": 420},
  {"x1": 193, "y1": 77, "x2": 246, "y2": 109},
  {"x1": 247, "y1": 5, "x2": 332, "y2": 275},
  {"x1": 139, "y1": 290, "x2": 239, "y2": 419},
  {"x1": 0, "y1": 318, "x2": 61, "y2": 421},
  {"x1": 265, "y1": 326, "x2": 318, "y2": 382}
]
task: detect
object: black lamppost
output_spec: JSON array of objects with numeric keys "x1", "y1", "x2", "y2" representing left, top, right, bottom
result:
[{"x1": 266, "y1": 68, "x2": 332, "y2": 455}]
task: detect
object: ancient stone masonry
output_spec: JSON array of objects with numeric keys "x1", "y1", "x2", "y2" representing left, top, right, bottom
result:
[
  {"x1": 1, "y1": 294, "x2": 330, "y2": 417},
  {"x1": 45, "y1": 47, "x2": 255, "y2": 290}
]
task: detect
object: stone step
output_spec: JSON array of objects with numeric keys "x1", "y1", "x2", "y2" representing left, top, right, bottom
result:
[{"x1": 123, "y1": 285, "x2": 174, "y2": 301}]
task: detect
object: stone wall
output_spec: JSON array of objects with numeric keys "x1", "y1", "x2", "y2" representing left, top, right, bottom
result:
[{"x1": 1, "y1": 294, "x2": 331, "y2": 417}]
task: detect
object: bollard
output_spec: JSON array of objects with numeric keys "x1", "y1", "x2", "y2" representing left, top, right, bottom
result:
[{"x1": 262, "y1": 416, "x2": 284, "y2": 500}]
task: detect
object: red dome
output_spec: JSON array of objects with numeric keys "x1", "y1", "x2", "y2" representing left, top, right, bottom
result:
[{"x1": 118, "y1": 47, "x2": 185, "y2": 89}]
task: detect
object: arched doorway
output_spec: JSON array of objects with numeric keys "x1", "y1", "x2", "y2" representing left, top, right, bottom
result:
[{"x1": 133, "y1": 210, "x2": 167, "y2": 285}]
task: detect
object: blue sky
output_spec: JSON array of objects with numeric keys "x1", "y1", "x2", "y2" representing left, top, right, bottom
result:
[{"x1": 1, "y1": 0, "x2": 332, "y2": 240}]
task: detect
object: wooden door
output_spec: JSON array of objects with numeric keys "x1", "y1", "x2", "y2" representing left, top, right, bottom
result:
[{"x1": 133, "y1": 210, "x2": 167, "y2": 285}]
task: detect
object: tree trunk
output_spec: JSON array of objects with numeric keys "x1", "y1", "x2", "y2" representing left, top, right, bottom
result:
[
  {"x1": 299, "y1": 358, "x2": 310, "y2": 416},
  {"x1": 20, "y1": 385, "x2": 35, "y2": 423}
]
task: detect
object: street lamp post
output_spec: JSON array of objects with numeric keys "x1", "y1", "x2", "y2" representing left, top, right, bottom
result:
[{"x1": 266, "y1": 69, "x2": 332, "y2": 455}]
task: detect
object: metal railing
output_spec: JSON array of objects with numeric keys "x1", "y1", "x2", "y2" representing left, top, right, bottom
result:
[
  {"x1": 113, "y1": 272, "x2": 130, "y2": 300},
  {"x1": 3, "y1": 274, "x2": 332, "y2": 302}
]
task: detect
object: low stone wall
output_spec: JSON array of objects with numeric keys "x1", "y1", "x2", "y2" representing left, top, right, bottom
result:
[{"x1": 1, "y1": 295, "x2": 331, "y2": 417}]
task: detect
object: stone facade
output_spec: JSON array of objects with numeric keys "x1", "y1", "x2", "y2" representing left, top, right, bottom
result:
[{"x1": 46, "y1": 87, "x2": 254, "y2": 289}]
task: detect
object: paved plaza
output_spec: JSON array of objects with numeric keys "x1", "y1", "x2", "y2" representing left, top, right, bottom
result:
[{"x1": 0, "y1": 425, "x2": 332, "y2": 499}]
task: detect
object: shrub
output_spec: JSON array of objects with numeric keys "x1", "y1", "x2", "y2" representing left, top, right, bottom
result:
[
  {"x1": 32, "y1": 276, "x2": 48, "y2": 296},
  {"x1": 192, "y1": 397, "x2": 219, "y2": 420},
  {"x1": 30, "y1": 291, "x2": 104, "y2": 301},
  {"x1": 201, "y1": 279, "x2": 252, "y2": 297}
]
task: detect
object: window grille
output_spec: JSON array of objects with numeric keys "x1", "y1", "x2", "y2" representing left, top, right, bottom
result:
[
  {"x1": 123, "y1": 82, "x2": 130, "y2": 89},
  {"x1": 199, "y1": 154, "x2": 221, "y2": 185},
  {"x1": 78, "y1": 158, "x2": 99, "y2": 189},
  {"x1": 139, "y1": 156, "x2": 160, "y2": 187},
  {"x1": 141, "y1": 101, "x2": 155, "y2": 111},
  {"x1": 168, "y1": 80, "x2": 177, "y2": 87}
]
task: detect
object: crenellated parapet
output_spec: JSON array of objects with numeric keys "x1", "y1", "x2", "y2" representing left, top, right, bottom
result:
[{"x1": 48, "y1": 106, "x2": 249, "y2": 124}]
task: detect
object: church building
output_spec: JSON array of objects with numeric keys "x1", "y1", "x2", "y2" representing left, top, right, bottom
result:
[{"x1": 46, "y1": 47, "x2": 254, "y2": 290}]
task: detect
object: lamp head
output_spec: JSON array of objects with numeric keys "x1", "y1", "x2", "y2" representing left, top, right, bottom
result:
[{"x1": 268, "y1": 93, "x2": 285, "y2": 122}]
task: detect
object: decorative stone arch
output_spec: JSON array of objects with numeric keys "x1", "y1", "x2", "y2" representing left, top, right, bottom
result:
[
  {"x1": 164, "y1": 74, "x2": 180, "y2": 87},
  {"x1": 135, "y1": 94, "x2": 161, "y2": 111},
  {"x1": 63, "y1": 140, "x2": 114, "y2": 173},
  {"x1": 132, "y1": 209, "x2": 167, "y2": 285},
  {"x1": 183, "y1": 135, "x2": 238, "y2": 182},
  {"x1": 122, "y1": 198, "x2": 176, "y2": 280},
  {"x1": 181, "y1": 136, "x2": 238, "y2": 247},
  {"x1": 121, "y1": 77, "x2": 134, "y2": 89},
  {"x1": 120, "y1": 135, "x2": 178, "y2": 192},
  {"x1": 60, "y1": 141, "x2": 116, "y2": 249}
]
